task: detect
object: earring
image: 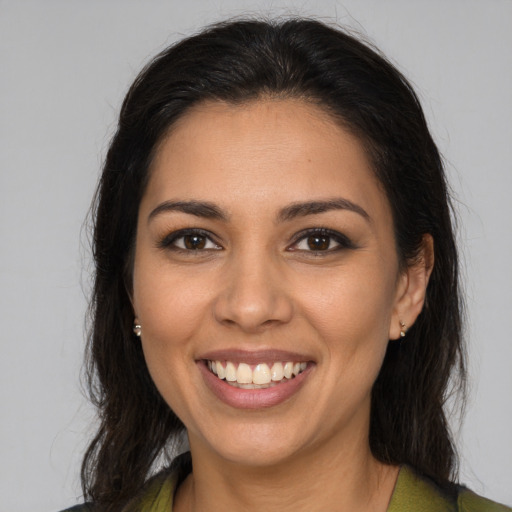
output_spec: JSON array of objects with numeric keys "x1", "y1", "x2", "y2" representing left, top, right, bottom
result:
[
  {"x1": 399, "y1": 321, "x2": 407, "y2": 338},
  {"x1": 133, "y1": 320, "x2": 142, "y2": 337}
]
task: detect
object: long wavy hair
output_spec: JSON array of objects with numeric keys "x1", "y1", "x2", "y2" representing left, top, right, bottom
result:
[{"x1": 82, "y1": 18, "x2": 465, "y2": 510}]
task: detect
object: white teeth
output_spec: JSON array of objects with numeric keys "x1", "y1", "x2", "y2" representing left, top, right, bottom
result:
[
  {"x1": 236, "y1": 363, "x2": 253, "y2": 384},
  {"x1": 225, "y1": 361, "x2": 237, "y2": 382},
  {"x1": 253, "y1": 363, "x2": 271, "y2": 385},
  {"x1": 207, "y1": 359, "x2": 308, "y2": 386},
  {"x1": 216, "y1": 361, "x2": 225, "y2": 379},
  {"x1": 283, "y1": 362, "x2": 293, "y2": 379},
  {"x1": 270, "y1": 362, "x2": 284, "y2": 381}
]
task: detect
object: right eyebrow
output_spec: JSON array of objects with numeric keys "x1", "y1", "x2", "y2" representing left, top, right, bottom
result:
[{"x1": 147, "y1": 200, "x2": 228, "y2": 224}]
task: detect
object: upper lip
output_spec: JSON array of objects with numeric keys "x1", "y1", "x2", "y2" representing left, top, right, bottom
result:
[{"x1": 197, "y1": 349, "x2": 314, "y2": 364}]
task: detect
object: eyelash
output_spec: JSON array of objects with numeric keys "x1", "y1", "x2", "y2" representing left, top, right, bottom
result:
[
  {"x1": 158, "y1": 228, "x2": 222, "y2": 252},
  {"x1": 289, "y1": 228, "x2": 356, "y2": 254},
  {"x1": 157, "y1": 227, "x2": 356, "y2": 254}
]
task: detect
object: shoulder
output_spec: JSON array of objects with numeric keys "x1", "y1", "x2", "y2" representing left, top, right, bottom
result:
[
  {"x1": 458, "y1": 488, "x2": 512, "y2": 512},
  {"x1": 57, "y1": 453, "x2": 190, "y2": 512},
  {"x1": 389, "y1": 466, "x2": 512, "y2": 512},
  {"x1": 56, "y1": 473, "x2": 177, "y2": 512}
]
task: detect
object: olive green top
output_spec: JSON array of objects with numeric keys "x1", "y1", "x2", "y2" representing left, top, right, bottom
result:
[
  {"x1": 387, "y1": 465, "x2": 511, "y2": 512},
  {"x1": 63, "y1": 465, "x2": 511, "y2": 511}
]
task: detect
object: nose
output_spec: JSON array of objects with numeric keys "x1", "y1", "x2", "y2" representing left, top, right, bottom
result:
[{"x1": 213, "y1": 251, "x2": 294, "y2": 333}]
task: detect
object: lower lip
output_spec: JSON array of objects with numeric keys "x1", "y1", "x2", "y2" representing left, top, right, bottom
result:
[{"x1": 198, "y1": 362, "x2": 312, "y2": 409}]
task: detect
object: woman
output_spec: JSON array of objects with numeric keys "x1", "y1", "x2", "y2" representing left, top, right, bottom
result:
[{"x1": 64, "y1": 18, "x2": 511, "y2": 512}]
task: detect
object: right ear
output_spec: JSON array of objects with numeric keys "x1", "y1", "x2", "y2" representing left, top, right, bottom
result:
[{"x1": 388, "y1": 234, "x2": 434, "y2": 340}]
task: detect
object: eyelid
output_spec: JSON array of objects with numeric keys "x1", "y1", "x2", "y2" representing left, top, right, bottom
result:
[
  {"x1": 287, "y1": 228, "x2": 356, "y2": 252},
  {"x1": 158, "y1": 228, "x2": 223, "y2": 251}
]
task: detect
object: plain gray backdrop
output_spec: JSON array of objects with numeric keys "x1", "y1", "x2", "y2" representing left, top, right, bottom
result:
[{"x1": 1, "y1": 1, "x2": 511, "y2": 510}]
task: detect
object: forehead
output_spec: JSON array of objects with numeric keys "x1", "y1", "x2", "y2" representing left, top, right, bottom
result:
[{"x1": 144, "y1": 98, "x2": 390, "y2": 221}]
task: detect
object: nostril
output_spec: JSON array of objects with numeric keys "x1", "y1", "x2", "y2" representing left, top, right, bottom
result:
[{"x1": 212, "y1": 279, "x2": 294, "y2": 331}]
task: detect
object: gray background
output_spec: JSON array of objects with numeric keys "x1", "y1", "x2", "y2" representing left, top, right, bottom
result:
[{"x1": 1, "y1": 1, "x2": 511, "y2": 510}]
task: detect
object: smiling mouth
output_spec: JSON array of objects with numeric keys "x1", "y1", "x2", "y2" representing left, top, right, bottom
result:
[{"x1": 206, "y1": 360, "x2": 308, "y2": 389}]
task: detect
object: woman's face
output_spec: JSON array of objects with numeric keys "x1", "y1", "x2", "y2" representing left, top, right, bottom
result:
[{"x1": 132, "y1": 99, "x2": 421, "y2": 467}]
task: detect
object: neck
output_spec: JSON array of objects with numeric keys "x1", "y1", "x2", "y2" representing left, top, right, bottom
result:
[{"x1": 174, "y1": 432, "x2": 399, "y2": 512}]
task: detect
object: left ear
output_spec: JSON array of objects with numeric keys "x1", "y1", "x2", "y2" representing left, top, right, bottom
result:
[{"x1": 389, "y1": 234, "x2": 434, "y2": 340}]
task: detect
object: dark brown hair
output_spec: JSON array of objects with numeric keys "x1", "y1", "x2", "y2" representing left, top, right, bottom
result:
[{"x1": 82, "y1": 18, "x2": 465, "y2": 509}]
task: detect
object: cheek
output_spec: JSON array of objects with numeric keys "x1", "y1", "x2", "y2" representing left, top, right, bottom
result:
[
  {"x1": 136, "y1": 280, "x2": 209, "y2": 350},
  {"x1": 133, "y1": 269, "x2": 212, "y2": 419},
  {"x1": 295, "y1": 262, "x2": 397, "y2": 391},
  {"x1": 132, "y1": 256, "x2": 212, "y2": 382},
  {"x1": 299, "y1": 264, "x2": 397, "y2": 339}
]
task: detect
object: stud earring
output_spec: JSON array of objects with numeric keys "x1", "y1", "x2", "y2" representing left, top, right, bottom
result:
[
  {"x1": 133, "y1": 320, "x2": 142, "y2": 337},
  {"x1": 399, "y1": 321, "x2": 407, "y2": 338}
]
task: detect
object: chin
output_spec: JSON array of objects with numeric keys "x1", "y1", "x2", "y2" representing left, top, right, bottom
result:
[{"x1": 191, "y1": 420, "x2": 307, "y2": 468}]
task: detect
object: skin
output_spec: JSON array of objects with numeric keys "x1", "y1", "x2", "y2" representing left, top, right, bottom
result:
[{"x1": 132, "y1": 98, "x2": 433, "y2": 511}]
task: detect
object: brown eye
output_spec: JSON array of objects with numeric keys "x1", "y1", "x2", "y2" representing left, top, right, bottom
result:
[
  {"x1": 290, "y1": 229, "x2": 355, "y2": 254},
  {"x1": 160, "y1": 229, "x2": 222, "y2": 252},
  {"x1": 307, "y1": 235, "x2": 330, "y2": 251},
  {"x1": 183, "y1": 234, "x2": 207, "y2": 250}
]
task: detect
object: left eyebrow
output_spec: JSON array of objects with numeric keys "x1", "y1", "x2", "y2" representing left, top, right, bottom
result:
[{"x1": 277, "y1": 198, "x2": 370, "y2": 223}]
